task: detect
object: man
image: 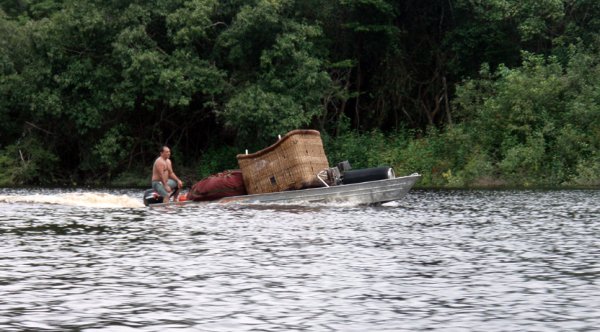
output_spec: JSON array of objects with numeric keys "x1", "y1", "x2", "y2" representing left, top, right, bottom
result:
[{"x1": 152, "y1": 146, "x2": 183, "y2": 203}]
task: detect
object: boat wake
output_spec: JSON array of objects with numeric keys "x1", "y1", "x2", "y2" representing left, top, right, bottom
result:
[{"x1": 0, "y1": 192, "x2": 144, "y2": 208}]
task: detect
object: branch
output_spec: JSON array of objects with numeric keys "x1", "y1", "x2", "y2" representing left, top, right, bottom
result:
[{"x1": 25, "y1": 122, "x2": 54, "y2": 135}]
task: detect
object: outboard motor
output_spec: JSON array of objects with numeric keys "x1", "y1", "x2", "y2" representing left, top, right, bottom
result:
[
  {"x1": 142, "y1": 187, "x2": 179, "y2": 206},
  {"x1": 143, "y1": 189, "x2": 163, "y2": 206},
  {"x1": 341, "y1": 166, "x2": 395, "y2": 184}
]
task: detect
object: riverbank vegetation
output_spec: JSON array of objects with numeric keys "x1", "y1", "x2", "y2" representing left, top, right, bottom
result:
[{"x1": 1, "y1": 0, "x2": 599, "y2": 188}]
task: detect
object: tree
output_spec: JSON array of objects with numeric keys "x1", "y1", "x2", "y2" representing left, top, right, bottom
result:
[{"x1": 217, "y1": 0, "x2": 332, "y2": 146}]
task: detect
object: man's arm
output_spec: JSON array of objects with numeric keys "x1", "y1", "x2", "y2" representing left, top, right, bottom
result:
[{"x1": 167, "y1": 160, "x2": 183, "y2": 188}]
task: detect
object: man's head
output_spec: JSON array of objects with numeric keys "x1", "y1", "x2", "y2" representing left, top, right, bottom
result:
[{"x1": 160, "y1": 146, "x2": 171, "y2": 159}]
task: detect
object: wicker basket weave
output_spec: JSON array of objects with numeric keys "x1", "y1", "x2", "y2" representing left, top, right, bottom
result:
[{"x1": 237, "y1": 130, "x2": 330, "y2": 194}]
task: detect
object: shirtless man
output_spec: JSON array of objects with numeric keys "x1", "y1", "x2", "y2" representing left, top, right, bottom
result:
[{"x1": 151, "y1": 146, "x2": 183, "y2": 203}]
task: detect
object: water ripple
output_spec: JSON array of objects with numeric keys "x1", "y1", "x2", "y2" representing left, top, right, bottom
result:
[{"x1": 0, "y1": 188, "x2": 598, "y2": 331}]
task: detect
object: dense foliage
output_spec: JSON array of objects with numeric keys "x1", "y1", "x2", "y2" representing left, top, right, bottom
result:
[{"x1": 0, "y1": 0, "x2": 598, "y2": 187}]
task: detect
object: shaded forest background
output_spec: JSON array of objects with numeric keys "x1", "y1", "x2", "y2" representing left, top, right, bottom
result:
[{"x1": 0, "y1": 0, "x2": 599, "y2": 188}]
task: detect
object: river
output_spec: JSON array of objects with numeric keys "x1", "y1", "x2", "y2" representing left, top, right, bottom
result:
[{"x1": 0, "y1": 188, "x2": 599, "y2": 331}]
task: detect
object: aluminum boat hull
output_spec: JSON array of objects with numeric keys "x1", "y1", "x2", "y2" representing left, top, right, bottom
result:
[{"x1": 149, "y1": 173, "x2": 421, "y2": 207}]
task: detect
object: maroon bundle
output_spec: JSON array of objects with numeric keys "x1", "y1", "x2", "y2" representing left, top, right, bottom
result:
[{"x1": 187, "y1": 170, "x2": 247, "y2": 201}]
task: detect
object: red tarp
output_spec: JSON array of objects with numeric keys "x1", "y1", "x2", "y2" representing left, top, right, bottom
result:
[{"x1": 187, "y1": 170, "x2": 247, "y2": 201}]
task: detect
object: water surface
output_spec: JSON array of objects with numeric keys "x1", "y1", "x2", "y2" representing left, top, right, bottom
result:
[{"x1": 1, "y1": 188, "x2": 599, "y2": 331}]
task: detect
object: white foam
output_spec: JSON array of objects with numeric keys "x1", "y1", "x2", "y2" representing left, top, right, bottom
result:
[{"x1": 0, "y1": 192, "x2": 144, "y2": 208}]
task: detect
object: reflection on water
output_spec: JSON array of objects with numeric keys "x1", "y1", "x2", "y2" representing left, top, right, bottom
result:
[{"x1": 0, "y1": 188, "x2": 599, "y2": 331}]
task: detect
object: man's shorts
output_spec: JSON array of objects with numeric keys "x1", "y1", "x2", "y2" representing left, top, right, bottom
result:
[{"x1": 152, "y1": 179, "x2": 177, "y2": 198}]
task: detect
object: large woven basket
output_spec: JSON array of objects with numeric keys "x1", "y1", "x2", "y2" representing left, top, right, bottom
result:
[{"x1": 237, "y1": 130, "x2": 330, "y2": 194}]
